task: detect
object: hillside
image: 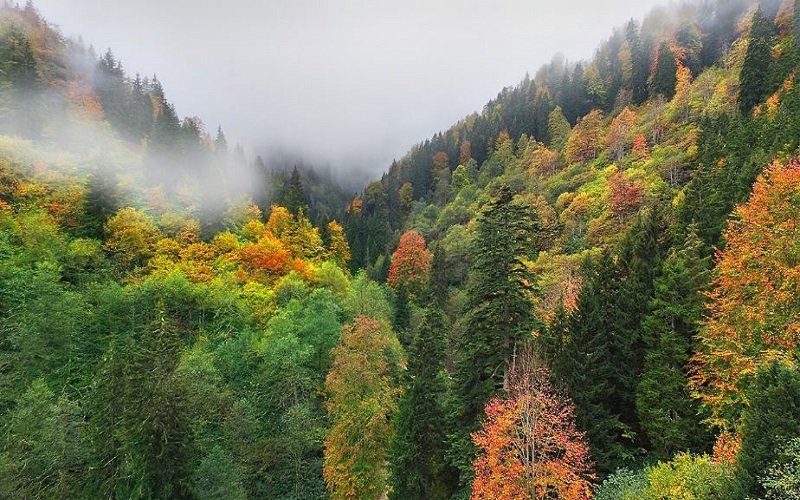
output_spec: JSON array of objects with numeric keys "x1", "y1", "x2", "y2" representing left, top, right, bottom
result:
[{"x1": 0, "y1": 0, "x2": 799, "y2": 499}]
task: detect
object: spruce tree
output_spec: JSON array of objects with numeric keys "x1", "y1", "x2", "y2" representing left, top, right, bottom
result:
[
  {"x1": 557, "y1": 253, "x2": 626, "y2": 473},
  {"x1": 626, "y1": 20, "x2": 649, "y2": 105},
  {"x1": 739, "y1": 7, "x2": 776, "y2": 113},
  {"x1": 736, "y1": 361, "x2": 800, "y2": 497},
  {"x1": 449, "y1": 185, "x2": 539, "y2": 492},
  {"x1": 650, "y1": 41, "x2": 677, "y2": 99},
  {"x1": 390, "y1": 307, "x2": 453, "y2": 499},
  {"x1": 635, "y1": 227, "x2": 711, "y2": 458},
  {"x1": 282, "y1": 166, "x2": 309, "y2": 215}
]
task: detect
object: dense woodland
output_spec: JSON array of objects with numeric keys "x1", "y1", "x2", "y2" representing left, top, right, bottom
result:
[{"x1": 0, "y1": 0, "x2": 799, "y2": 498}]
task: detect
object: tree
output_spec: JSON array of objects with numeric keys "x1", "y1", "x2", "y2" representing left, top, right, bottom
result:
[
  {"x1": 471, "y1": 346, "x2": 593, "y2": 499},
  {"x1": 739, "y1": 7, "x2": 776, "y2": 113},
  {"x1": 759, "y1": 436, "x2": 800, "y2": 499},
  {"x1": 626, "y1": 20, "x2": 649, "y2": 105},
  {"x1": 565, "y1": 109, "x2": 604, "y2": 164},
  {"x1": 432, "y1": 151, "x2": 451, "y2": 205},
  {"x1": 103, "y1": 207, "x2": 160, "y2": 269},
  {"x1": 387, "y1": 230, "x2": 431, "y2": 298},
  {"x1": 326, "y1": 220, "x2": 351, "y2": 270},
  {"x1": 736, "y1": 361, "x2": 800, "y2": 497},
  {"x1": 450, "y1": 185, "x2": 539, "y2": 491},
  {"x1": 607, "y1": 107, "x2": 636, "y2": 162},
  {"x1": 323, "y1": 316, "x2": 404, "y2": 500},
  {"x1": 282, "y1": 167, "x2": 309, "y2": 215},
  {"x1": 691, "y1": 160, "x2": 800, "y2": 427},
  {"x1": 649, "y1": 41, "x2": 677, "y2": 99},
  {"x1": 192, "y1": 446, "x2": 247, "y2": 500},
  {"x1": 635, "y1": 227, "x2": 710, "y2": 459},
  {"x1": 547, "y1": 106, "x2": 571, "y2": 152},
  {"x1": 0, "y1": 379, "x2": 89, "y2": 498},
  {"x1": 390, "y1": 308, "x2": 453, "y2": 499}
]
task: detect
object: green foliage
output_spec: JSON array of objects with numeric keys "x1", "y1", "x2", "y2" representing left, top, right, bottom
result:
[
  {"x1": 650, "y1": 41, "x2": 678, "y2": 99},
  {"x1": 390, "y1": 307, "x2": 453, "y2": 499},
  {"x1": 547, "y1": 105, "x2": 572, "y2": 151},
  {"x1": 739, "y1": 7, "x2": 776, "y2": 113},
  {"x1": 192, "y1": 446, "x2": 247, "y2": 500},
  {"x1": 760, "y1": 437, "x2": 800, "y2": 499},
  {"x1": 0, "y1": 379, "x2": 89, "y2": 498},
  {"x1": 449, "y1": 185, "x2": 540, "y2": 490},
  {"x1": 736, "y1": 361, "x2": 800, "y2": 497},
  {"x1": 643, "y1": 453, "x2": 736, "y2": 499},
  {"x1": 635, "y1": 227, "x2": 710, "y2": 458}
]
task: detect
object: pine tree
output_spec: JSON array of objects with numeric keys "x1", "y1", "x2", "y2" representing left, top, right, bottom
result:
[
  {"x1": 390, "y1": 308, "x2": 453, "y2": 499},
  {"x1": 546, "y1": 106, "x2": 571, "y2": 152},
  {"x1": 739, "y1": 7, "x2": 776, "y2": 113},
  {"x1": 449, "y1": 185, "x2": 539, "y2": 492}
]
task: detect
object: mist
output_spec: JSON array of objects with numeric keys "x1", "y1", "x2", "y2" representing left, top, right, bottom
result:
[{"x1": 32, "y1": 0, "x2": 667, "y2": 180}]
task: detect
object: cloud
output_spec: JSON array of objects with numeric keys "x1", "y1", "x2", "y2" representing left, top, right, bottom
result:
[{"x1": 33, "y1": 0, "x2": 666, "y2": 178}]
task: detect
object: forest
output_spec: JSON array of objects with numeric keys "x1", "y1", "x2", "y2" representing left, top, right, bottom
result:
[{"x1": 0, "y1": 0, "x2": 799, "y2": 498}]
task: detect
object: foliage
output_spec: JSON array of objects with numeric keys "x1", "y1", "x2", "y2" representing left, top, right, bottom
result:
[
  {"x1": 471, "y1": 347, "x2": 594, "y2": 499},
  {"x1": 691, "y1": 160, "x2": 800, "y2": 427},
  {"x1": 323, "y1": 316, "x2": 404, "y2": 500}
]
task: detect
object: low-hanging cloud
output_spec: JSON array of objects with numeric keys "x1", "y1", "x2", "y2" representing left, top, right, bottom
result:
[{"x1": 32, "y1": 0, "x2": 666, "y2": 181}]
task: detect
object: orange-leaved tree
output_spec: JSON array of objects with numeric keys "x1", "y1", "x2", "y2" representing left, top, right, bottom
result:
[
  {"x1": 471, "y1": 345, "x2": 594, "y2": 499},
  {"x1": 387, "y1": 230, "x2": 431, "y2": 297},
  {"x1": 691, "y1": 159, "x2": 800, "y2": 428}
]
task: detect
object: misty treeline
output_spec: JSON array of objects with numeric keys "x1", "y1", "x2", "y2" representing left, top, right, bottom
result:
[{"x1": 1, "y1": 0, "x2": 800, "y2": 499}]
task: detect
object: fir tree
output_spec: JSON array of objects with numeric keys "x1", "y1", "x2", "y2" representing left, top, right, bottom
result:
[
  {"x1": 635, "y1": 227, "x2": 711, "y2": 458},
  {"x1": 626, "y1": 20, "x2": 649, "y2": 105},
  {"x1": 282, "y1": 166, "x2": 309, "y2": 215}
]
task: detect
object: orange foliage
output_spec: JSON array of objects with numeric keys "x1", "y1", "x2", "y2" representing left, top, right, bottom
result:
[
  {"x1": 607, "y1": 107, "x2": 636, "y2": 162},
  {"x1": 712, "y1": 432, "x2": 741, "y2": 467},
  {"x1": 387, "y1": 230, "x2": 431, "y2": 295},
  {"x1": 691, "y1": 159, "x2": 800, "y2": 428},
  {"x1": 237, "y1": 234, "x2": 293, "y2": 282},
  {"x1": 472, "y1": 349, "x2": 594, "y2": 499},
  {"x1": 460, "y1": 140, "x2": 472, "y2": 165},
  {"x1": 65, "y1": 79, "x2": 103, "y2": 120},
  {"x1": 632, "y1": 134, "x2": 650, "y2": 160},
  {"x1": 565, "y1": 110, "x2": 604, "y2": 164}
]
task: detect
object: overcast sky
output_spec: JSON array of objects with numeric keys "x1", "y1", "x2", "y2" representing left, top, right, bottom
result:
[{"x1": 34, "y1": 0, "x2": 665, "y2": 176}]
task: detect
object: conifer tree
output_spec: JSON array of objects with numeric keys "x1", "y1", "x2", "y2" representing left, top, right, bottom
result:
[
  {"x1": 546, "y1": 106, "x2": 571, "y2": 152},
  {"x1": 739, "y1": 7, "x2": 776, "y2": 113},
  {"x1": 282, "y1": 166, "x2": 309, "y2": 215},
  {"x1": 626, "y1": 20, "x2": 649, "y2": 105},
  {"x1": 736, "y1": 361, "x2": 800, "y2": 497},
  {"x1": 635, "y1": 227, "x2": 710, "y2": 458},
  {"x1": 390, "y1": 308, "x2": 452, "y2": 499},
  {"x1": 449, "y1": 185, "x2": 539, "y2": 491},
  {"x1": 650, "y1": 41, "x2": 677, "y2": 99}
]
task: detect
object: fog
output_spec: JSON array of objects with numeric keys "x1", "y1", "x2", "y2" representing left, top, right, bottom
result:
[{"x1": 33, "y1": 0, "x2": 666, "y2": 177}]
